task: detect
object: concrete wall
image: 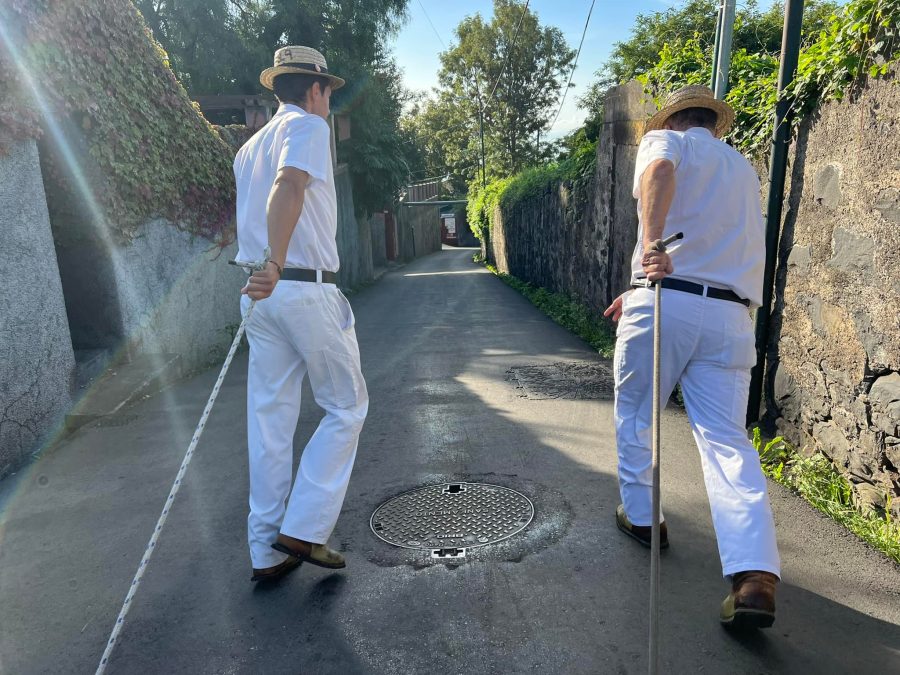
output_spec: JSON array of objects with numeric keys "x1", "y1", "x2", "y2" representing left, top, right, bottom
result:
[
  {"x1": 334, "y1": 165, "x2": 375, "y2": 289},
  {"x1": 0, "y1": 141, "x2": 75, "y2": 477},
  {"x1": 398, "y1": 203, "x2": 442, "y2": 261},
  {"x1": 110, "y1": 221, "x2": 246, "y2": 369},
  {"x1": 487, "y1": 80, "x2": 654, "y2": 311},
  {"x1": 0, "y1": 131, "x2": 440, "y2": 477},
  {"x1": 370, "y1": 212, "x2": 388, "y2": 269},
  {"x1": 767, "y1": 72, "x2": 900, "y2": 507}
]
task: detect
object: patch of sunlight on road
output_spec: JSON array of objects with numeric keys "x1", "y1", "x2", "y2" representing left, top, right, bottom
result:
[
  {"x1": 403, "y1": 270, "x2": 490, "y2": 277},
  {"x1": 452, "y1": 370, "x2": 611, "y2": 470}
]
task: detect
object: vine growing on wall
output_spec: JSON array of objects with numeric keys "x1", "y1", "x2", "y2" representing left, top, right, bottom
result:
[
  {"x1": 0, "y1": 0, "x2": 237, "y2": 243},
  {"x1": 639, "y1": 0, "x2": 900, "y2": 157}
]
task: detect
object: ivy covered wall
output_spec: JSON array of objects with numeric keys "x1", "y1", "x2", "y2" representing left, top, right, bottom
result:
[{"x1": 0, "y1": 0, "x2": 236, "y2": 243}]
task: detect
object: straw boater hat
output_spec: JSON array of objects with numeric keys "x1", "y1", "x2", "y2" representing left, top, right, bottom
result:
[
  {"x1": 259, "y1": 46, "x2": 345, "y2": 91},
  {"x1": 644, "y1": 85, "x2": 734, "y2": 136}
]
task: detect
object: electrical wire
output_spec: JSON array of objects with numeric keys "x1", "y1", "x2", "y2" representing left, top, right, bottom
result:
[
  {"x1": 547, "y1": 0, "x2": 596, "y2": 134},
  {"x1": 483, "y1": 0, "x2": 531, "y2": 111}
]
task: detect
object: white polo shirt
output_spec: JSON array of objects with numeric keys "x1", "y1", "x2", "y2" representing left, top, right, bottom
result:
[
  {"x1": 234, "y1": 103, "x2": 339, "y2": 272},
  {"x1": 630, "y1": 127, "x2": 765, "y2": 306}
]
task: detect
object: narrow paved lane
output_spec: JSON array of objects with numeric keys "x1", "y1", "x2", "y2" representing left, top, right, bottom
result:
[{"x1": 2, "y1": 248, "x2": 898, "y2": 674}]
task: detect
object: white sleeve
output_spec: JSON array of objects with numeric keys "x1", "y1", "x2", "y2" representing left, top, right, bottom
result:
[
  {"x1": 632, "y1": 131, "x2": 683, "y2": 199},
  {"x1": 277, "y1": 117, "x2": 331, "y2": 181}
]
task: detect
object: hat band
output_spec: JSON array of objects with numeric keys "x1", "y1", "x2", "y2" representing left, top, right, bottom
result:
[{"x1": 276, "y1": 61, "x2": 329, "y2": 74}]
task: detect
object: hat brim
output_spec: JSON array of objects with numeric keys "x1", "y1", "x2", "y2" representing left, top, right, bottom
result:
[
  {"x1": 260, "y1": 66, "x2": 345, "y2": 91},
  {"x1": 644, "y1": 96, "x2": 735, "y2": 136}
]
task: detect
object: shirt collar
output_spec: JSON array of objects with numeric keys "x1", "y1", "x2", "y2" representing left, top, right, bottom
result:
[
  {"x1": 686, "y1": 127, "x2": 714, "y2": 138},
  {"x1": 277, "y1": 103, "x2": 308, "y2": 116}
]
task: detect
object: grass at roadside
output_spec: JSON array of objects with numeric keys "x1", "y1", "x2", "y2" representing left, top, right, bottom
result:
[
  {"x1": 753, "y1": 429, "x2": 900, "y2": 564},
  {"x1": 484, "y1": 263, "x2": 615, "y2": 358}
]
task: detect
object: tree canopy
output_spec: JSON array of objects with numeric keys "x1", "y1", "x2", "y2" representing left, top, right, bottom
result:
[
  {"x1": 136, "y1": 0, "x2": 412, "y2": 215},
  {"x1": 579, "y1": 0, "x2": 842, "y2": 123},
  {"x1": 402, "y1": 0, "x2": 574, "y2": 194}
]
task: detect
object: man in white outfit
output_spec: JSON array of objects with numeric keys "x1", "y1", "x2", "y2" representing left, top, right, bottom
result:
[
  {"x1": 604, "y1": 86, "x2": 781, "y2": 629},
  {"x1": 234, "y1": 46, "x2": 368, "y2": 582}
]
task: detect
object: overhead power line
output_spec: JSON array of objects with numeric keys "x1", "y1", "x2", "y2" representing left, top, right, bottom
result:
[
  {"x1": 416, "y1": 0, "x2": 446, "y2": 49},
  {"x1": 547, "y1": 0, "x2": 596, "y2": 134}
]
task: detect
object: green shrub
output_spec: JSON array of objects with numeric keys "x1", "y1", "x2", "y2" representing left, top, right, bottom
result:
[
  {"x1": 467, "y1": 139, "x2": 596, "y2": 242},
  {"x1": 752, "y1": 428, "x2": 900, "y2": 564}
]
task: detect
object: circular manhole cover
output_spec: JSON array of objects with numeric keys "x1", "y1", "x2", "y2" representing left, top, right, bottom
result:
[{"x1": 370, "y1": 482, "x2": 534, "y2": 550}]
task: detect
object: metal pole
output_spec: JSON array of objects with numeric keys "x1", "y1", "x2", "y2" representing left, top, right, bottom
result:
[
  {"x1": 710, "y1": 1, "x2": 724, "y2": 90},
  {"x1": 648, "y1": 231, "x2": 683, "y2": 675},
  {"x1": 747, "y1": 0, "x2": 805, "y2": 425},
  {"x1": 479, "y1": 108, "x2": 487, "y2": 188},
  {"x1": 713, "y1": 0, "x2": 737, "y2": 98},
  {"x1": 649, "y1": 278, "x2": 662, "y2": 675}
]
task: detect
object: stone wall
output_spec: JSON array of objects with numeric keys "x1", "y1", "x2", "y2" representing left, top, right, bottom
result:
[
  {"x1": 767, "y1": 72, "x2": 900, "y2": 507},
  {"x1": 0, "y1": 141, "x2": 75, "y2": 477},
  {"x1": 483, "y1": 75, "x2": 900, "y2": 505},
  {"x1": 487, "y1": 80, "x2": 655, "y2": 311}
]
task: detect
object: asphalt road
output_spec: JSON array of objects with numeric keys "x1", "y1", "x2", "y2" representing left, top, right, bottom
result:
[{"x1": 2, "y1": 248, "x2": 898, "y2": 674}]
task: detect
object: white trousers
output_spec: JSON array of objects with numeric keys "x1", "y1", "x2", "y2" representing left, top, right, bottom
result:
[
  {"x1": 241, "y1": 281, "x2": 368, "y2": 569},
  {"x1": 613, "y1": 286, "x2": 780, "y2": 578}
]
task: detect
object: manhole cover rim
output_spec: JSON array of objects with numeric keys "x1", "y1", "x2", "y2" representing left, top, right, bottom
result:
[{"x1": 369, "y1": 482, "x2": 535, "y2": 551}]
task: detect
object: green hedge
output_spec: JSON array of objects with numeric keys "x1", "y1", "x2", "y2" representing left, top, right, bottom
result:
[
  {"x1": 467, "y1": 139, "x2": 596, "y2": 242},
  {"x1": 0, "y1": 0, "x2": 236, "y2": 243}
]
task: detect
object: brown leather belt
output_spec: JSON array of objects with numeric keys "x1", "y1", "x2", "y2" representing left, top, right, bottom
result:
[
  {"x1": 633, "y1": 277, "x2": 749, "y2": 306},
  {"x1": 281, "y1": 268, "x2": 337, "y2": 284}
]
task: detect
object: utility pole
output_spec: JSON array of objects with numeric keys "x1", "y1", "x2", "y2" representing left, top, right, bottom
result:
[
  {"x1": 710, "y1": 1, "x2": 724, "y2": 90},
  {"x1": 713, "y1": 0, "x2": 737, "y2": 98},
  {"x1": 479, "y1": 107, "x2": 486, "y2": 188},
  {"x1": 747, "y1": 0, "x2": 806, "y2": 425}
]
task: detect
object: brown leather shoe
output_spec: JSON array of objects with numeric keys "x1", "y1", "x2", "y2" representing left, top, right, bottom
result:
[
  {"x1": 272, "y1": 534, "x2": 346, "y2": 569},
  {"x1": 250, "y1": 555, "x2": 302, "y2": 582},
  {"x1": 720, "y1": 570, "x2": 778, "y2": 630},
  {"x1": 615, "y1": 504, "x2": 669, "y2": 549}
]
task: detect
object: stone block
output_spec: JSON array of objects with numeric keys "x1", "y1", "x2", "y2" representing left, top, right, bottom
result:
[
  {"x1": 869, "y1": 373, "x2": 900, "y2": 434},
  {"x1": 850, "y1": 429, "x2": 881, "y2": 480},
  {"x1": 853, "y1": 482, "x2": 886, "y2": 511},
  {"x1": 787, "y1": 244, "x2": 811, "y2": 271},
  {"x1": 874, "y1": 187, "x2": 900, "y2": 225},
  {"x1": 885, "y1": 437, "x2": 900, "y2": 470},
  {"x1": 852, "y1": 309, "x2": 894, "y2": 373},
  {"x1": 813, "y1": 163, "x2": 842, "y2": 207},
  {"x1": 813, "y1": 421, "x2": 852, "y2": 468},
  {"x1": 826, "y1": 227, "x2": 875, "y2": 273}
]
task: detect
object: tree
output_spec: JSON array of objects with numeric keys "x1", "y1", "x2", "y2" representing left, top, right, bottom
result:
[
  {"x1": 135, "y1": 0, "x2": 258, "y2": 94},
  {"x1": 579, "y1": 0, "x2": 841, "y2": 123},
  {"x1": 411, "y1": 0, "x2": 574, "y2": 189},
  {"x1": 137, "y1": 0, "x2": 414, "y2": 215}
]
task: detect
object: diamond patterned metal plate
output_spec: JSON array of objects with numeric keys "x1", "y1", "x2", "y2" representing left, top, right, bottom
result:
[{"x1": 370, "y1": 483, "x2": 534, "y2": 550}]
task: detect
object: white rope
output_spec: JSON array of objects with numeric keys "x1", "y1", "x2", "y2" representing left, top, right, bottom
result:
[{"x1": 96, "y1": 252, "x2": 270, "y2": 674}]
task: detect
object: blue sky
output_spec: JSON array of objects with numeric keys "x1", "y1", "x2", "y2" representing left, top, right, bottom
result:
[{"x1": 389, "y1": 0, "x2": 691, "y2": 139}]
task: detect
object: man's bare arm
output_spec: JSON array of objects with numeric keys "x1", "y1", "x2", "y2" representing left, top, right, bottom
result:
[
  {"x1": 267, "y1": 167, "x2": 309, "y2": 269},
  {"x1": 242, "y1": 166, "x2": 309, "y2": 300},
  {"x1": 639, "y1": 159, "x2": 676, "y2": 281}
]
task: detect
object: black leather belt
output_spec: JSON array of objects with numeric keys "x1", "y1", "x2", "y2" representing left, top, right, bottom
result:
[
  {"x1": 281, "y1": 268, "x2": 337, "y2": 284},
  {"x1": 633, "y1": 277, "x2": 749, "y2": 306}
]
